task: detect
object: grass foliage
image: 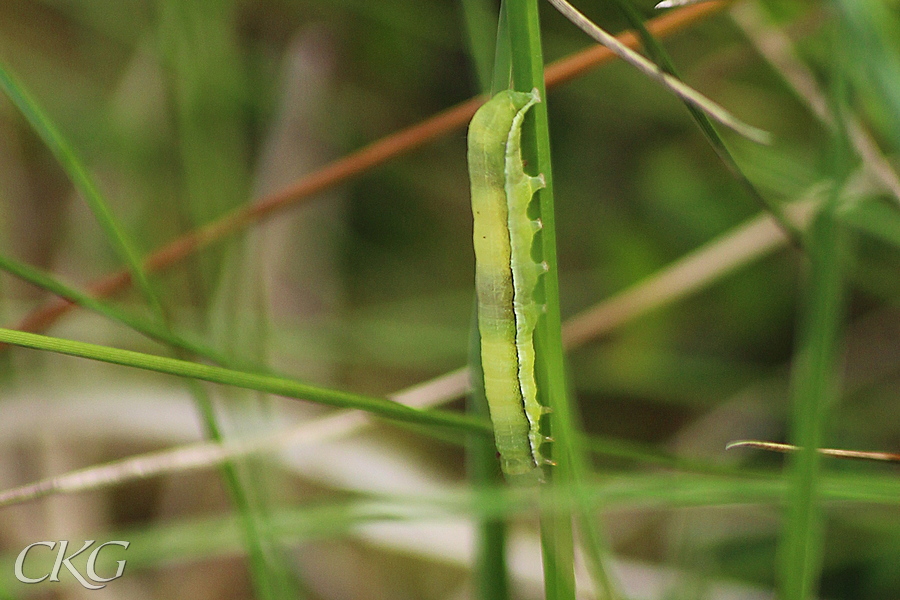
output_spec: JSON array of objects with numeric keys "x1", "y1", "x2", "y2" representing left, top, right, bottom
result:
[{"x1": 1, "y1": 0, "x2": 900, "y2": 599}]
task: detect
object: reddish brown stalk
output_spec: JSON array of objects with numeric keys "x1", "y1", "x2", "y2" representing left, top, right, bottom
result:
[{"x1": 4, "y1": 1, "x2": 727, "y2": 345}]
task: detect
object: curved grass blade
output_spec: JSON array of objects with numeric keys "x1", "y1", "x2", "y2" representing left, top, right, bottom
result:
[
  {"x1": 607, "y1": 0, "x2": 802, "y2": 244},
  {"x1": 0, "y1": 328, "x2": 490, "y2": 435},
  {"x1": 545, "y1": 0, "x2": 771, "y2": 144},
  {"x1": 727, "y1": 440, "x2": 900, "y2": 463}
]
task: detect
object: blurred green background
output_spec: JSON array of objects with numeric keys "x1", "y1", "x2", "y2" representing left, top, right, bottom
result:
[{"x1": 1, "y1": 0, "x2": 899, "y2": 599}]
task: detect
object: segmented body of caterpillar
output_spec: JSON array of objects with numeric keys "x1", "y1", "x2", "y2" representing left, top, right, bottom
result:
[{"x1": 468, "y1": 89, "x2": 548, "y2": 485}]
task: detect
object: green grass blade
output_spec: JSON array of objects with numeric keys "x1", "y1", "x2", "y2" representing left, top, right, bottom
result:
[
  {"x1": 491, "y1": 4, "x2": 513, "y2": 94},
  {"x1": 544, "y1": 0, "x2": 771, "y2": 144},
  {"x1": 156, "y1": 2, "x2": 293, "y2": 594},
  {"x1": 0, "y1": 61, "x2": 162, "y2": 316},
  {"x1": 461, "y1": 0, "x2": 500, "y2": 93},
  {"x1": 608, "y1": 0, "x2": 802, "y2": 245},
  {"x1": 0, "y1": 327, "x2": 490, "y2": 435},
  {"x1": 7, "y1": 469, "x2": 900, "y2": 593},
  {"x1": 0, "y1": 63, "x2": 269, "y2": 582},
  {"x1": 505, "y1": 1, "x2": 620, "y2": 598},
  {"x1": 0, "y1": 251, "x2": 242, "y2": 366},
  {"x1": 778, "y1": 67, "x2": 851, "y2": 600},
  {"x1": 834, "y1": 0, "x2": 900, "y2": 149},
  {"x1": 505, "y1": 0, "x2": 577, "y2": 596}
]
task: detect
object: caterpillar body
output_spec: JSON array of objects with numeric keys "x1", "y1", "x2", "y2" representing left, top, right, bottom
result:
[{"x1": 468, "y1": 88, "x2": 548, "y2": 485}]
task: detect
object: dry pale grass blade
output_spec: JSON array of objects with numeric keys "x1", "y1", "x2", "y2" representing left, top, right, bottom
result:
[
  {"x1": 545, "y1": 0, "x2": 771, "y2": 143},
  {"x1": 731, "y1": 1, "x2": 900, "y2": 205},
  {"x1": 726, "y1": 440, "x2": 900, "y2": 463},
  {"x1": 0, "y1": 368, "x2": 470, "y2": 508}
]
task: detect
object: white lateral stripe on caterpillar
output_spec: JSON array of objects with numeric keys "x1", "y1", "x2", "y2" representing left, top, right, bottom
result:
[{"x1": 468, "y1": 88, "x2": 547, "y2": 485}]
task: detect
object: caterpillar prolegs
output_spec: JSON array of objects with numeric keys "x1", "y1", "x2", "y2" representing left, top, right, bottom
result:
[{"x1": 468, "y1": 89, "x2": 550, "y2": 485}]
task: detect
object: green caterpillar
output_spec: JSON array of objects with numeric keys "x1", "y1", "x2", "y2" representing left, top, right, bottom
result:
[{"x1": 468, "y1": 88, "x2": 549, "y2": 485}]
